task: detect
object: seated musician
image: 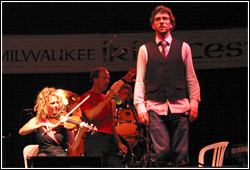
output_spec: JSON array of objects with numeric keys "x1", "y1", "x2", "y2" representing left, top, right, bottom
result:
[
  {"x1": 117, "y1": 83, "x2": 134, "y2": 110},
  {"x1": 19, "y1": 87, "x2": 86, "y2": 157},
  {"x1": 115, "y1": 83, "x2": 147, "y2": 165}
]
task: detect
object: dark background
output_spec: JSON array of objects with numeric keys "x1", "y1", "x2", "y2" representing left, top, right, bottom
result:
[
  {"x1": 2, "y1": 1, "x2": 248, "y2": 168},
  {"x1": 2, "y1": 2, "x2": 248, "y2": 34}
]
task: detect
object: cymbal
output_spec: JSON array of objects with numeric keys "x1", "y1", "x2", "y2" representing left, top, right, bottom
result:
[
  {"x1": 67, "y1": 103, "x2": 82, "y2": 117},
  {"x1": 57, "y1": 89, "x2": 81, "y2": 103},
  {"x1": 57, "y1": 89, "x2": 82, "y2": 117}
]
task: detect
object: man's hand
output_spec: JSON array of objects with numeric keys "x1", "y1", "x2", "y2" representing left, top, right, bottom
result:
[
  {"x1": 106, "y1": 89, "x2": 118, "y2": 102},
  {"x1": 189, "y1": 107, "x2": 198, "y2": 122},
  {"x1": 138, "y1": 112, "x2": 149, "y2": 125},
  {"x1": 118, "y1": 142, "x2": 128, "y2": 155},
  {"x1": 123, "y1": 68, "x2": 136, "y2": 82}
]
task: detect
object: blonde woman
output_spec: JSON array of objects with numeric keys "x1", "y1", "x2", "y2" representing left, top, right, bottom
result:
[{"x1": 19, "y1": 87, "x2": 83, "y2": 156}]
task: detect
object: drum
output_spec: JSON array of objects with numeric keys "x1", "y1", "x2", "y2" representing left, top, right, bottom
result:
[
  {"x1": 114, "y1": 109, "x2": 138, "y2": 136},
  {"x1": 119, "y1": 135, "x2": 134, "y2": 167},
  {"x1": 122, "y1": 133, "x2": 139, "y2": 148}
]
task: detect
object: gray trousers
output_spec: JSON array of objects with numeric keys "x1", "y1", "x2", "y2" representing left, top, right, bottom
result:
[{"x1": 148, "y1": 110, "x2": 190, "y2": 167}]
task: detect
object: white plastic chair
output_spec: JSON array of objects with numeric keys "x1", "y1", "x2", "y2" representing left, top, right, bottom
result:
[
  {"x1": 23, "y1": 144, "x2": 39, "y2": 168},
  {"x1": 198, "y1": 141, "x2": 229, "y2": 167}
]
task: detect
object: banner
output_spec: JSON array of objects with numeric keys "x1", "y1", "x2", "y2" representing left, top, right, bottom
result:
[{"x1": 2, "y1": 28, "x2": 248, "y2": 74}]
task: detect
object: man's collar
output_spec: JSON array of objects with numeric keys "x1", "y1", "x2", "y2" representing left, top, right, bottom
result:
[{"x1": 155, "y1": 34, "x2": 172, "y2": 45}]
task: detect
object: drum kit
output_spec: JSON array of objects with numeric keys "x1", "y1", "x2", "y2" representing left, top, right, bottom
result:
[{"x1": 114, "y1": 107, "x2": 151, "y2": 167}]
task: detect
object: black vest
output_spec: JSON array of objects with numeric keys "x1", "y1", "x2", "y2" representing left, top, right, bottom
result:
[{"x1": 145, "y1": 39, "x2": 187, "y2": 102}]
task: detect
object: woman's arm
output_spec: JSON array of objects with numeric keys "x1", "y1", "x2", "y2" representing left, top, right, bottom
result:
[
  {"x1": 19, "y1": 117, "x2": 42, "y2": 135},
  {"x1": 69, "y1": 127, "x2": 87, "y2": 151}
]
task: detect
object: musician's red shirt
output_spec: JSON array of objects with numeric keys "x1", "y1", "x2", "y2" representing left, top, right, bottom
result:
[{"x1": 80, "y1": 90, "x2": 113, "y2": 134}]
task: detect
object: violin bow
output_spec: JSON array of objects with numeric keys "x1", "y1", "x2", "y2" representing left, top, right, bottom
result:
[{"x1": 42, "y1": 94, "x2": 91, "y2": 135}]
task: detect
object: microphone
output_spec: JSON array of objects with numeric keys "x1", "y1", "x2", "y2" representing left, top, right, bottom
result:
[
  {"x1": 23, "y1": 108, "x2": 34, "y2": 112},
  {"x1": 125, "y1": 98, "x2": 130, "y2": 108},
  {"x1": 23, "y1": 108, "x2": 36, "y2": 115}
]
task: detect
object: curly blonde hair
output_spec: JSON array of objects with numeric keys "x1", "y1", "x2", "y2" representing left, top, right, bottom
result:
[{"x1": 34, "y1": 87, "x2": 64, "y2": 120}]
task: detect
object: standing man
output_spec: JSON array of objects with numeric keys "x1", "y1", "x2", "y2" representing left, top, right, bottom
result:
[
  {"x1": 134, "y1": 5, "x2": 201, "y2": 167},
  {"x1": 79, "y1": 67, "x2": 136, "y2": 167}
]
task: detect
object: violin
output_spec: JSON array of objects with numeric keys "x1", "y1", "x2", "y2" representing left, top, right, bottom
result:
[
  {"x1": 49, "y1": 114, "x2": 82, "y2": 130},
  {"x1": 42, "y1": 94, "x2": 97, "y2": 135},
  {"x1": 48, "y1": 114, "x2": 97, "y2": 133}
]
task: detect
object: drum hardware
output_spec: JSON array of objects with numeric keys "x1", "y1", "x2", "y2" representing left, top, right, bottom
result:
[
  {"x1": 114, "y1": 106, "x2": 152, "y2": 167},
  {"x1": 137, "y1": 125, "x2": 151, "y2": 167},
  {"x1": 130, "y1": 107, "x2": 144, "y2": 141},
  {"x1": 119, "y1": 135, "x2": 134, "y2": 167}
]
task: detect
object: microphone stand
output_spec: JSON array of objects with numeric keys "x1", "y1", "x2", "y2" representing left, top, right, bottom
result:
[
  {"x1": 2, "y1": 133, "x2": 11, "y2": 167},
  {"x1": 126, "y1": 100, "x2": 142, "y2": 143},
  {"x1": 126, "y1": 99, "x2": 147, "y2": 167}
]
